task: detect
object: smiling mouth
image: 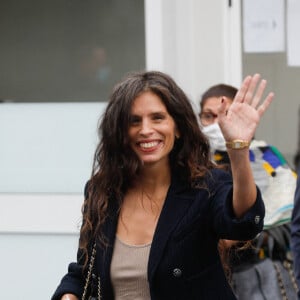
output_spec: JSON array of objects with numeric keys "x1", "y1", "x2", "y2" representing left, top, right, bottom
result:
[{"x1": 139, "y1": 141, "x2": 160, "y2": 150}]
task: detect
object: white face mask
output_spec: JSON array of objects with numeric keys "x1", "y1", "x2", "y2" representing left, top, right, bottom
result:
[{"x1": 201, "y1": 123, "x2": 226, "y2": 151}]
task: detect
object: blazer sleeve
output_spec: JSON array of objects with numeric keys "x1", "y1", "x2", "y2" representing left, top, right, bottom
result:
[
  {"x1": 51, "y1": 258, "x2": 85, "y2": 300},
  {"x1": 209, "y1": 169, "x2": 265, "y2": 241}
]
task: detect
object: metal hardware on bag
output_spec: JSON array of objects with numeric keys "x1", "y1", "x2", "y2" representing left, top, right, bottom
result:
[
  {"x1": 273, "y1": 261, "x2": 288, "y2": 300},
  {"x1": 273, "y1": 260, "x2": 299, "y2": 300},
  {"x1": 82, "y1": 243, "x2": 101, "y2": 300},
  {"x1": 283, "y1": 260, "x2": 299, "y2": 294}
]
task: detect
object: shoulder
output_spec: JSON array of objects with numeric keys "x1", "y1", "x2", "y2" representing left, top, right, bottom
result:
[
  {"x1": 204, "y1": 168, "x2": 232, "y2": 187},
  {"x1": 170, "y1": 168, "x2": 232, "y2": 199},
  {"x1": 187, "y1": 168, "x2": 233, "y2": 200}
]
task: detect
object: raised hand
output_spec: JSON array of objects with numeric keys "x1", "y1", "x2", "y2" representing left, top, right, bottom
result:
[{"x1": 217, "y1": 74, "x2": 274, "y2": 143}]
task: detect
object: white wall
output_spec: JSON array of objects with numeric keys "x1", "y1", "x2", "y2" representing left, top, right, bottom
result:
[
  {"x1": 0, "y1": 103, "x2": 101, "y2": 299},
  {"x1": 0, "y1": 1, "x2": 241, "y2": 299},
  {"x1": 0, "y1": 194, "x2": 82, "y2": 299},
  {"x1": 145, "y1": 0, "x2": 242, "y2": 112},
  {"x1": 0, "y1": 233, "x2": 78, "y2": 299},
  {"x1": 0, "y1": 103, "x2": 103, "y2": 193}
]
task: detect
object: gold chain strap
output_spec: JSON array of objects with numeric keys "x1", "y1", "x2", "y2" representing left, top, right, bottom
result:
[
  {"x1": 82, "y1": 243, "x2": 101, "y2": 300},
  {"x1": 97, "y1": 275, "x2": 102, "y2": 300},
  {"x1": 273, "y1": 261, "x2": 288, "y2": 300},
  {"x1": 283, "y1": 260, "x2": 299, "y2": 294},
  {"x1": 273, "y1": 260, "x2": 299, "y2": 300}
]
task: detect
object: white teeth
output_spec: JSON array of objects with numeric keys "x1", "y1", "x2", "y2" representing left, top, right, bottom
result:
[{"x1": 140, "y1": 141, "x2": 158, "y2": 148}]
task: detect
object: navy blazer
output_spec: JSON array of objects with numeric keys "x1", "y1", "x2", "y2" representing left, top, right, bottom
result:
[
  {"x1": 291, "y1": 166, "x2": 300, "y2": 298},
  {"x1": 52, "y1": 169, "x2": 265, "y2": 300}
]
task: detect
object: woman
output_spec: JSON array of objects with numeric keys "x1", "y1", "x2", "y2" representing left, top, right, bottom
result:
[{"x1": 52, "y1": 71, "x2": 273, "y2": 300}]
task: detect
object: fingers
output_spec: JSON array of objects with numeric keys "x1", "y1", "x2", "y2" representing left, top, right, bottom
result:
[
  {"x1": 235, "y1": 74, "x2": 271, "y2": 109},
  {"x1": 257, "y1": 92, "x2": 275, "y2": 117},
  {"x1": 229, "y1": 73, "x2": 274, "y2": 119},
  {"x1": 233, "y1": 74, "x2": 260, "y2": 104},
  {"x1": 251, "y1": 79, "x2": 267, "y2": 108},
  {"x1": 243, "y1": 73, "x2": 261, "y2": 105},
  {"x1": 234, "y1": 75, "x2": 252, "y2": 103}
]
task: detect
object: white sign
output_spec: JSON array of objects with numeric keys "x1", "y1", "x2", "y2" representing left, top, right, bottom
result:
[
  {"x1": 287, "y1": 0, "x2": 300, "y2": 66},
  {"x1": 243, "y1": 0, "x2": 285, "y2": 53}
]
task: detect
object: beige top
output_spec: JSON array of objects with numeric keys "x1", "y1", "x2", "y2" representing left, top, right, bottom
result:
[{"x1": 110, "y1": 236, "x2": 151, "y2": 300}]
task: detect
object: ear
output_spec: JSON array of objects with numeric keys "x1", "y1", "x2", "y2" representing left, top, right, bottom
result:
[{"x1": 175, "y1": 128, "x2": 180, "y2": 139}]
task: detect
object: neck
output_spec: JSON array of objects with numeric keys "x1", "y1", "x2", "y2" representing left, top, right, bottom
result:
[{"x1": 136, "y1": 163, "x2": 171, "y2": 191}]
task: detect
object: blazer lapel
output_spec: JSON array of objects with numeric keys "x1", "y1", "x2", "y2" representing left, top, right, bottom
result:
[
  {"x1": 96, "y1": 201, "x2": 119, "y2": 293},
  {"x1": 148, "y1": 177, "x2": 196, "y2": 282},
  {"x1": 96, "y1": 176, "x2": 199, "y2": 287}
]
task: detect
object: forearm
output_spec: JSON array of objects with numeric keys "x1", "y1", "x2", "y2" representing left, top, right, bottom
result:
[{"x1": 227, "y1": 148, "x2": 257, "y2": 218}]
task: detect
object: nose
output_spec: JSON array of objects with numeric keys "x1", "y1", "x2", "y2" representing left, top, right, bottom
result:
[
  {"x1": 212, "y1": 117, "x2": 219, "y2": 124},
  {"x1": 140, "y1": 119, "x2": 153, "y2": 135}
]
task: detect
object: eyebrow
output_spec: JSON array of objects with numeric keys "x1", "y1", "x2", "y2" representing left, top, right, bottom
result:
[
  {"x1": 201, "y1": 109, "x2": 217, "y2": 113},
  {"x1": 130, "y1": 110, "x2": 168, "y2": 116}
]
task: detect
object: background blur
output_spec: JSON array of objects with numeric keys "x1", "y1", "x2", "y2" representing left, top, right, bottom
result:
[{"x1": 1, "y1": 0, "x2": 299, "y2": 298}]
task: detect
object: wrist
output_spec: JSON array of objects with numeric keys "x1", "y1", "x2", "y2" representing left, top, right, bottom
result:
[{"x1": 225, "y1": 139, "x2": 250, "y2": 150}]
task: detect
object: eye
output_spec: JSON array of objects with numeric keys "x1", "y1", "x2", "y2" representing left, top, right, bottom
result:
[
  {"x1": 152, "y1": 113, "x2": 165, "y2": 121},
  {"x1": 205, "y1": 113, "x2": 214, "y2": 120},
  {"x1": 200, "y1": 112, "x2": 216, "y2": 120},
  {"x1": 129, "y1": 115, "x2": 141, "y2": 125}
]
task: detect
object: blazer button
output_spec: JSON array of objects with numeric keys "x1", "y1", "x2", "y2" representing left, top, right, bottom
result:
[{"x1": 173, "y1": 268, "x2": 182, "y2": 278}]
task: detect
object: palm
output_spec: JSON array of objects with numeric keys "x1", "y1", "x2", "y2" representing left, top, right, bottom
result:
[{"x1": 218, "y1": 74, "x2": 274, "y2": 143}]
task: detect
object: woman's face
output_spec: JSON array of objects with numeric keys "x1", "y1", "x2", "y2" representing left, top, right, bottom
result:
[
  {"x1": 200, "y1": 97, "x2": 233, "y2": 126},
  {"x1": 128, "y1": 91, "x2": 180, "y2": 167}
]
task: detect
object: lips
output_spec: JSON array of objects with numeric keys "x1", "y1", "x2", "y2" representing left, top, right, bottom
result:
[{"x1": 138, "y1": 140, "x2": 161, "y2": 151}]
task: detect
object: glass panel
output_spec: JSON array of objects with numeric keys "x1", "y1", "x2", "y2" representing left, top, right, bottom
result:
[
  {"x1": 0, "y1": 102, "x2": 106, "y2": 193},
  {"x1": 0, "y1": 0, "x2": 145, "y2": 193},
  {"x1": 0, "y1": 0, "x2": 145, "y2": 102}
]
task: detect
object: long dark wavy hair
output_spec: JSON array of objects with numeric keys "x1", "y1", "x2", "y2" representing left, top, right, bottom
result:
[{"x1": 79, "y1": 70, "x2": 215, "y2": 266}]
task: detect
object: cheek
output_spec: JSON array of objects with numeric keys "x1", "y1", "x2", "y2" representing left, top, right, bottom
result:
[
  {"x1": 166, "y1": 129, "x2": 177, "y2": 146},
  {"x1": 127, "y1": 128, "x2": 135, "y2": 141},
  {"x1": 125, "y1": 129, "x2": 136, "y2": 151}
]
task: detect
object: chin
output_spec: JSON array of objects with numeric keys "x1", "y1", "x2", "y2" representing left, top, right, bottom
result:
[{"x1": 141, "y1": 159, "x2": 157, "y2": 165}]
